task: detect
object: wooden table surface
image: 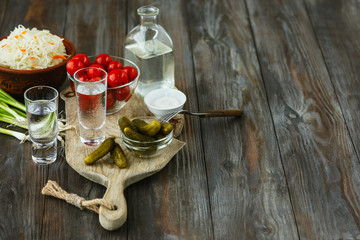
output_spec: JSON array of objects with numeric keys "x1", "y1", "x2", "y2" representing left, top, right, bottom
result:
[{"x1": 1, "y1": 0, "x2": 360, "y2": 239}]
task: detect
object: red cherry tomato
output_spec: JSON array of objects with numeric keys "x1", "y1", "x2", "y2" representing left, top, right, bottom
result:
[
  {"x1": 78, "y1": 92, "x2": 101, "y2": 111},
  {"x1": 72, "y1": 54, "x2": 90, "y2": 67},
  {"x1": 78, "y1": 74, "x2": 90, "y2": 82},
  {"x1": 75, "y1": 68, "x2": 87, "y2": 77},
  {"x1": 77, "y1": 93, "x2": 96, "y2": 111},
  {"x1": 106, "y1": 89, "x2": 115, "y2": 109},
  {"x1": 107, "y1": 69, "x2": 129, "y2": 88},
  {"x1": 122, "y1": 66, "x2": 138, "y2": 81},
  {"x1": 107, "y1": 61, "x2": 123, "y2": 72},
  {"x1": 89, "y1": 63, "x2": 105, "y2": 70},
  {"x1": 115, "y1": 86, "x2": 130, "y2": 101},
  {"x1": 88, "y1": 95, "x2": 100, "y2": 110},
  {"x1": 66, "y1": 59, "x2": 85, "y2": 76},
  {"x1": 87, "y1": 64, "x2": 105, "y2": 78},
  {"x1": 77, "y1": 93, "x2": 88, "y2": 111},
  {"x1": 89, "y1": 77, "x2": 102, "y2": 82},
  {"x1": 95, "y1": 53, "x2": 112, "y2": 68}
]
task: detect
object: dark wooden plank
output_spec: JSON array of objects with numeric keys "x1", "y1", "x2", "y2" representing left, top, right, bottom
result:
[
  {"x1": 0, "y1": 0, "x2": 68, "y2": 239},
  {"x1": 0, "y1": 133, "x2": 46, "y2": 239},
  {"x1": 304, "y1": 0, "x2": 360, "y2": 167},
  {"x1": 0, "y1": 0, "x2": 8, "y2": 31},
  {"x1": 126, "y1": 1, "x2": 214, "y2": 239},
  {"x1": 186, "y1": 0, "x2": 299, "y2": 239},
  {"x1": 64, "y1": 0, "x2": 126, "y2": 56},
  {"x1": 247, "y1": 0, "x2": 360, "y2": 238},
  {"x1": 49, "y1": 0, "x2": 128, "y2": 239},
  {"x1": 0, "y1": 0, "x2": 66, "y2": 36}
]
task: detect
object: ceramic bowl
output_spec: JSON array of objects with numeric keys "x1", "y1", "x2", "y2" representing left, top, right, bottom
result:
[
  {"x1": 144, "y1": 88, "x2": 186, "y2": 117},
  {"x1": 0, "y1": 36, "x2": 75, "y2": 99}
]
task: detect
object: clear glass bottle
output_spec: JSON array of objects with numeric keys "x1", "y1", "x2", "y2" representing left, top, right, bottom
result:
[{"x1": 125, "y1": 6, "x2": 174, "y2": 97}]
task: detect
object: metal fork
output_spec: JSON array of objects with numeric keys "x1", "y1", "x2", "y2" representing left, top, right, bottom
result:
[{"x1": 159, "y1": 109, "x2": 243, "y2": 123}]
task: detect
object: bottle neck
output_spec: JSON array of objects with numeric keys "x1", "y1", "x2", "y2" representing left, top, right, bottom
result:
[
  {"x1": 140, "y1": 16, "x2": 157, "y2": 26},
  {"x1": 138, "y1": 6, "x2": 159, "y2": 26}
]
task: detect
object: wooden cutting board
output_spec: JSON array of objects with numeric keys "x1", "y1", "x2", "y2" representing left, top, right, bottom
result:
[{"x1": 60, "y1": 88, "x2": 185, "y2": 231}]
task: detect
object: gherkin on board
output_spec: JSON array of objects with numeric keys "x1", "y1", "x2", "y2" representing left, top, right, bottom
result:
[{"x1": 84, "y1": 137, "x2": 115, "y2": 165}]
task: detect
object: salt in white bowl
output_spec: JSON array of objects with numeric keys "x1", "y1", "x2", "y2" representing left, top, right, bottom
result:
[{"x1": 144, "y1": 88, "x2": 187, "y2": 117}]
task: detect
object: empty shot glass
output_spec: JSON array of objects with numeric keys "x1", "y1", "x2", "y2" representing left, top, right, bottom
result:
[
  {"x1": 24, "y1": 86, "x2": 59, "y2": 165},
  {"x1": 74, "y1": 67, "x2": 108, "y2": 146}
]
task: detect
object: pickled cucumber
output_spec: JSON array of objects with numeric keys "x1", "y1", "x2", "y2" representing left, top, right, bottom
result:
[
  {"x1": 84, "y1": 137, "x2": 115, "y2": 165},
  {"x1": 155, "y1": 134, "x2": 166, "y2": 140},
  {"x1": 132, "y1": 119, "x2": 161, "y2": 136},
  {"x1": 111, "y1": 143, "x2": 127, "y2": 168},
  {"x1": 161, "y1": 122, "x2": 173, "y2": 135},
  {"x1": 132, "y1": 118, "x2": 147, "y2": 130},
  {"x1": 118, "y1": 116, "x2": 136, "y2": 132},
  {"x1": 145, "y1": 120, "x2": 161, "y2": 136},
  {"x1": 124, "y1": 127, "x2": 155, "y2": 142}
]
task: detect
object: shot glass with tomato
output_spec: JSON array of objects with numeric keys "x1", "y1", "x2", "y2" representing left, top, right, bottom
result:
[
  {"x1": 73, "y1": 67, "x2": 108, "y2": 146},
  {"x1": 73, "y1": 67, "x2": 108, "y2": 112}
]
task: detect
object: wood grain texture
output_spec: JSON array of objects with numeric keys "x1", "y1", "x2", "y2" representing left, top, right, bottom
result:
[
  {"x1": 64, "y1": 0, "x2": 126, "y2": 56},
  {"x1": 3, "y1": 0, "x2": 360, "y2": 238},
  {"x1": 0, "y1": 0, "x2": 67, "y2": 239},
  {"x1": 186, "y1": 0, "x2": 298, "y2": 239},
  {"x1": 126, "y1": 1, "x2": 215, "y2": 239},
  {"x1": 0, "y1": 0, "x2": 66, "y2": 37},
  {"x1": 0, "y1": 131, "x2": 47, "y2": 240},
  {"x1": 53, "y1": 0, "x2": 129, "y2": 239},
  {"x1": 304, "y1": 0, "x2": 360, "y2": 167},
  {"x1": 0, "y1": 0, "x2": 8, "y2": 31},
  {"x1": 247, "y1": 0, "x2": 360, "y2": 238}
]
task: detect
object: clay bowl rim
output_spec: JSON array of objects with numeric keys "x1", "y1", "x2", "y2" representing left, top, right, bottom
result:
[{"x1": 0, "y1": 35, "x2": 75, "y2": 75}]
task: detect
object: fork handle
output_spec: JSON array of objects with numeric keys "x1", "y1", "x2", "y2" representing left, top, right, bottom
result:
[{"x1": 199, "y1": 109, "x2": 243, "y2": 117}]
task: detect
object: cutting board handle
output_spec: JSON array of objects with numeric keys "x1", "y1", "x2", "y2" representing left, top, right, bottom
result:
[{"x1": 99, "y1": 176, "x2": 127, "y2": 230}]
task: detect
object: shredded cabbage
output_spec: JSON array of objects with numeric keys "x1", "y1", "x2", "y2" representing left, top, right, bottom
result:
[{"x1": 0, "y1": 25, "x2": 68, "y2": 70}]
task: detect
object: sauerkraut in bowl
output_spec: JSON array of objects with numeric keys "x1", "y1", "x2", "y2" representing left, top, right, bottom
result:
[
  {"x1": 0, "y1": 25, "x2": 68, "y2": 70},
  {"x1": 0, "y1": 25, "x2": 75, "y2": 97}
]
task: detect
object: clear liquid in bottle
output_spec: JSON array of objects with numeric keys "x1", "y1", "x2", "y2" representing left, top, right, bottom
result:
[
  {"x1": 125, "y1": 39, "x2": 174, "y2": 96},
  {"x1": 125, "y1": 6, "x2": 174, "y2": 97}
]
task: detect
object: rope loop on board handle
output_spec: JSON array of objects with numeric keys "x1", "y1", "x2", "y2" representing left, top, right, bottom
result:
[{"x1": 41, "y1": 180, "x2": 115, "y2": 213}]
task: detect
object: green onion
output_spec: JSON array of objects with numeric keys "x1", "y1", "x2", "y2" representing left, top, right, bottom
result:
[
  {"x1": 13, "y1": 107, "x2": 27, "y2": 118},
  {"x1": 0, "y1": 102, "x2": 27, "y2": 125},
  {"x1": 0, "y1": 88, "x2": 28, "y2": 140},
  {"x1": 0, "y1": 127, "x2": 27, "y2": 141},
  {"x1": 0, "y1": 88, "x2": 26, "y2": 112},
  {"x1": 0, "y1": 112, "x2": 28, "y2": 129},
  {"x1": 30, "y1": 110, "x2": 56, "y2": 137},
  {"x1": 0, "y1": 107, "x2": 28, "y2": 129},
  {"x1": 0, "y1": 88, "x2": 69, "y2": 142}
]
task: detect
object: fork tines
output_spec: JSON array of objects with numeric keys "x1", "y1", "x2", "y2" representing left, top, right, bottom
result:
[{"x1": 159, "y1": 111, "x2": 179, "y2": 123}]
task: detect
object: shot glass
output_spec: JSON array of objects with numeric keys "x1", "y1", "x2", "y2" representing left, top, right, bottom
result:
[
  {"x1": 74, "y1": 67, "x2": 108, "y2": 146},
  {"x1": 24, "y1": 86, "x2": 59, "y2": 165}
]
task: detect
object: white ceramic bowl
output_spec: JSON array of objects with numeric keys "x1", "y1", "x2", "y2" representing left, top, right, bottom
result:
[{"x1": 144, "y1": 88, "x2": 186, "y2": 117}]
